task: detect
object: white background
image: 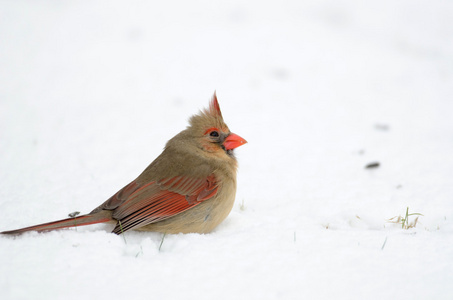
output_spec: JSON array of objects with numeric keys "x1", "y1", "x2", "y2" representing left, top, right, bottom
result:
[{"x1": 1, "y1": 1, "x2": 452, "y2": 299}]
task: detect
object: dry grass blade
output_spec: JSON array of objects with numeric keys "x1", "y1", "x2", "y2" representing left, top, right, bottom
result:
[{"x1": 388, "y1": 207, "x2": 423, "y2": 229}]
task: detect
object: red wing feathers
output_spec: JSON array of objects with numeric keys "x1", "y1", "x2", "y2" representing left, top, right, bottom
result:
[{"x1": 110, "y1": 174, "x2": 218, "y2": 234}]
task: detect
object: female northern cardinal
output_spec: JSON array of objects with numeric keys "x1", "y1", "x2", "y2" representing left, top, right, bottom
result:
[{"x1": 1, "y1": 93, "x2": 247, "y2": 235}]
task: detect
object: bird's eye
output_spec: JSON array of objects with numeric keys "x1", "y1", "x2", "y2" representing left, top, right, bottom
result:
[{"x1": 209, "y1": 131, "x2": 219, "y2": 137}]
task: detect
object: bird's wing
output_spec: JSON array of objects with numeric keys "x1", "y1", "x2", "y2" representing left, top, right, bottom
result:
[{"x1": 99, "y1": 174, "x2": 218, "y2": 234}]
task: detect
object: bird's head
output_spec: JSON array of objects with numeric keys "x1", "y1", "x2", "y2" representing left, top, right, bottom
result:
[{"x1": 188, "y1": 92, "x2": 247, "y2": 157}]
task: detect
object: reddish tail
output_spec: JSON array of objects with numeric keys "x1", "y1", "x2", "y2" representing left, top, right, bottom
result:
[{"x1": 0, "y1": 212, "x2": 112, "y2": 235}]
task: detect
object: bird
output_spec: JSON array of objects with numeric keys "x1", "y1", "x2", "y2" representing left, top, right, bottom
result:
[{"x1": 1, "y1": 92, "x2": 247, "y2": 235}]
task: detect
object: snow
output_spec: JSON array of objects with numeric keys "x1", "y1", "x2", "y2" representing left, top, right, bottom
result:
[{"x1": 1, "y1": 0, "x2": 453, "y2": 299}]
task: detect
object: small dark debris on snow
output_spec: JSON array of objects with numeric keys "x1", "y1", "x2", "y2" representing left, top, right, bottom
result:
[
  {"x1": 68, "y1": 211, "x2": 80, "y2": 218},
  {"x1": 365, "y1": 162, "x2": 380, "y2": 169}
]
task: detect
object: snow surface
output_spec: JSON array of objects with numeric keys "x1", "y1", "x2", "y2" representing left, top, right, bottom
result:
[{"x1": 1, "y1": 1, "x2": 453, "y2": 299}]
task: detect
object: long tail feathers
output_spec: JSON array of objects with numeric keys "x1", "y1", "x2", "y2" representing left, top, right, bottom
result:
[{"x1": 0, "y1": 212, "x2": 112, "y2": 235}]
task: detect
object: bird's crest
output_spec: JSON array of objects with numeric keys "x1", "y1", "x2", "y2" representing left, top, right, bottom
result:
[
  {"x1": 205, "y1": 91, "x2": 223, "y2": 120},
  {"x1": 189, "y1": 92, "x2": 227, "y2": 132}
]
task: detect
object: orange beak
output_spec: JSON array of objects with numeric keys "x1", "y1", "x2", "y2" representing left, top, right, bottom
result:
[{"x1": 223, "y1": 133, "x2": 247, "y2": 150}]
